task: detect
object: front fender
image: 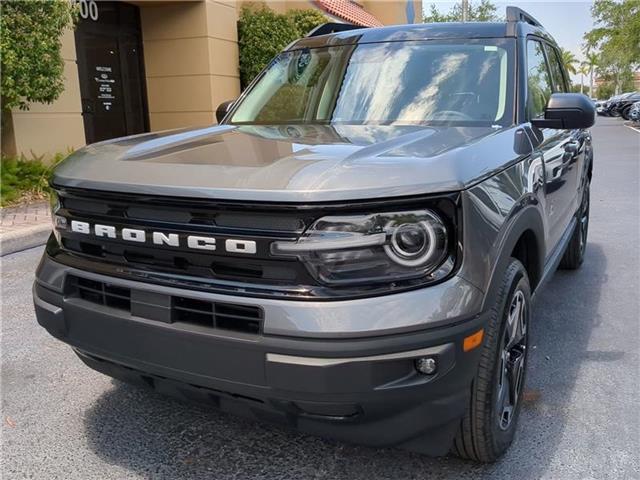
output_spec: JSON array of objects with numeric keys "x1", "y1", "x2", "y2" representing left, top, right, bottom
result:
[{"x1": 459, "y1": 159, "x2": 547, "y2": 312}]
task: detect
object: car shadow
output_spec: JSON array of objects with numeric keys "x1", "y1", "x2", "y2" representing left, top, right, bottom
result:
[{"x1": 82, "y1": 243, "x2": 607, "y2": 480}]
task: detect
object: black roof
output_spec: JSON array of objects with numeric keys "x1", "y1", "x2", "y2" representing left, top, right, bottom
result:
[{"x1": 289, "y1": 11, "x2": 555, "y2": 51}]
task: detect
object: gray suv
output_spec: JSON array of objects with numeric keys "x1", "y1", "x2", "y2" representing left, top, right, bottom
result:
[{"x1": 34, "y1": 7, "x2": 595, "y2": 462}]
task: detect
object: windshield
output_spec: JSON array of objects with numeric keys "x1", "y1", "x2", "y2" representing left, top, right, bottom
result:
[{"x1": 230, "y1": 40, "x2": 515, "y2": 127}]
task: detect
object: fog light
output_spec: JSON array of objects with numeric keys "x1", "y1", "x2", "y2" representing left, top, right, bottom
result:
[{"x1": 415, "y1": 357, "x2": 437, "y2": 375}]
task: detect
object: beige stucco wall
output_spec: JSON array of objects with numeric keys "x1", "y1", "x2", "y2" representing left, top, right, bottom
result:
[
  {"x1": 10, "y1": 28, "x2": 86, "y2": 159},
  {"x1": 365, "y1": 0, "x2": 423, "y2": 25},
  {"x1": 139, "y1": 0, "x2": 241, "y2": 131}
]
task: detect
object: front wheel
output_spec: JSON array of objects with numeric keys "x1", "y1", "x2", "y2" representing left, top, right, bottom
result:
[{"x1": 452, "y1": 259, "x2": 531, "y2": 463}]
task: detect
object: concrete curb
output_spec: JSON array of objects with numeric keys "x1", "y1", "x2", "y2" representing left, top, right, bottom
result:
[{"x1": 0, "y1": 224, "x2": 51, "y2": 257}]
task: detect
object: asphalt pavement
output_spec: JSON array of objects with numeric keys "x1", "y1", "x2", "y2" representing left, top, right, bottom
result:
[{"x1": 1, "y1": 116, "x2": 639, "y2": 480}]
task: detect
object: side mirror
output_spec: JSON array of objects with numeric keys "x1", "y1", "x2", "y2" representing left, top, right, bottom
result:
[
  {"x1": 216, "y1": 100, "x2": 235, "y2": 124},
  {"x1": 531, "y1": 93, "x2": 595, "y2": 129}
]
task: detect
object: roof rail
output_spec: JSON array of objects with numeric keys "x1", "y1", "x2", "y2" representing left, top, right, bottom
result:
[
  {"x1": 506, "y1": 6, "x2": 542, "y2": 27},
  {"x1": 306, "y1": 23, "x2": 366, "y2": 37}
]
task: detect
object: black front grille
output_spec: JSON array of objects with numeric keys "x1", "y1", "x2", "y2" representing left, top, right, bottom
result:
[
  {"x1": 76, "y1": 277, "x2": 131, "y2": 311},
  {"x1": 69, "y1": 276, "x2": 263, "y2": 334},
  {"x1": 54, "y1": 189, "x2": 315, "y2": 288},
  {"x1": 173, "y1": 297, "x2": 262, "y2": 333}
]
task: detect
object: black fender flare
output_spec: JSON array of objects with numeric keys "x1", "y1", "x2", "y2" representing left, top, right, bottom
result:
[{"x1": 480, "y1": 204, "x2": 546, "y2": 313}]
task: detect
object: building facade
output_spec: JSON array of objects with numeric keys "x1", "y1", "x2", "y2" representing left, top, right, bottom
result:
[
  {"x1": 7, "y1": 0, "x2": 422, "y2": 158},
  {"x1": 593, "y1": 71, "x2": 640, "y2": 98}
]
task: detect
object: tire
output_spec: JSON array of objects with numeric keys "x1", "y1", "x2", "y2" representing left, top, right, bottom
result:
[
  {"x1": 621, "y1": 106, "x2": 632, "y2": 120},
  {"x1": 452, "y1": 259, "x2": 531, "y2": 463},
  {"x1": 559, "y1": 181, "x2": 590, "y2": 270}
]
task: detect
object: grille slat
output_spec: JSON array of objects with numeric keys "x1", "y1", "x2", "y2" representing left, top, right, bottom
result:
[
  {"x1": 174, "y1": 305, "x2": 214, "y2": 315},
  {"x1": 174, "y1": 307, "x2": 213, "y2": 328},
  {"x1": 61, "y1": 194, "x2": 307, "y2": 233},
  {"x1": 69, "y1": 276, "x2": 263, "y2": 335}
]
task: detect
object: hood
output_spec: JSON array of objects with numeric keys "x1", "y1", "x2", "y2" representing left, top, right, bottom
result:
[{"x1": 53, "y1": 123, "x2": 527, "y2": 202}]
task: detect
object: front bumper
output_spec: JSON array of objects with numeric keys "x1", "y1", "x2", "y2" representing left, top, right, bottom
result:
[{"x1": 34, "y1": 254, "x2": 488, "y2": 454}]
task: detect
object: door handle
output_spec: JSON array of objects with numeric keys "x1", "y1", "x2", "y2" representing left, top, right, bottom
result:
[{"x1": 81, "y1": 99, "x2": 94, "y2": 114}]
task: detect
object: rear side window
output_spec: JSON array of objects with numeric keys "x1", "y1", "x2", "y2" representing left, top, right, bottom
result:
[
  {"x1": 545, "y1": 45, "x2": 568, "y2": 92},
  {"x1": 526, "y1": 40, "x2": 553, "y2": 119}
]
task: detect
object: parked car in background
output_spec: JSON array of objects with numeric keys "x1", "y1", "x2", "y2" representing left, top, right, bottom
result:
[
  {"x1": 600, "y1": 94, "x2": 621, "y2": 116},
  {"x1": 598, "y1": 94, "x2": 621, "y2": 116},
  {"x1": 599, "y1": 92, "x2": 640, "y2": 117},
  {"x1": 617, "y1": 92, "x2": 640, "y2": 120},
  {"x1": 597, "y1": 96, "x2": 615, "y2": 116},
  {"x1": 629, "y1": 101, "x2": 640, "y2": 122}
]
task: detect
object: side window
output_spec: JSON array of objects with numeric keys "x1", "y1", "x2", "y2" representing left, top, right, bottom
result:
[
  {"x1": 545, "y1": 45, "x2": 568, "y2": 92},
  {"x1": 526, "y1": 40, "x2": 553, "y2": 119}
]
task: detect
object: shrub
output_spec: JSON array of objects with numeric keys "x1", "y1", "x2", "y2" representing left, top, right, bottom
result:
[
  {"x1": 237, "y1": 5, "x2": 326, "y2": 89},
  {"x1": 1, "y1": 0, "x2": 78, "y2": 156},
  {"x1": 0, "y1": 153, "x2": 67, "y2": 206},
  {"x1": 596, "y1": 83, "x2": 615, "y2": 99},
  {"x1": 287, "y1": 9, "x2": 327, "y2": 36},
  {"x1": 1, "y1": 0, "x2": 77, "y2": 111}
]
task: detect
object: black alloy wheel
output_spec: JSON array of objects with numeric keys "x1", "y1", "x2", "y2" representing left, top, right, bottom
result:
[{"x1": 496, "y1": 290, "x2": 528, "y2": 431}]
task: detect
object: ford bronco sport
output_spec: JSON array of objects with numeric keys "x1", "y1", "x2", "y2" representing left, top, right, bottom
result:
[{"x1": 34, "y1": 7, "x2": 595, "y2": 462}]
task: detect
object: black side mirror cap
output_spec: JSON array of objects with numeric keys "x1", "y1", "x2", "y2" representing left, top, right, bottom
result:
[
  {"x1": 531, "y1": 93, "x2": 596, "y2": 129},
  {"x1": 216, "y1": 100, "x2": 235, "y2": 124}
]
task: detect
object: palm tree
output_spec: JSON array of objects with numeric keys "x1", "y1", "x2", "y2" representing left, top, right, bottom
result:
[
  {"x1": 560, "y1": 48, "x2": 579, "y2": 76},
  {"x1": 583, "y1": 51, "x2": 599, "y2": 98},
  {"x1": 578, "y1": 63, "x2": 590, "y2": 94}
]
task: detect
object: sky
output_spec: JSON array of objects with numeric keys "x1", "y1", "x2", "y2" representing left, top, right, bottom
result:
[{"x1": 422, "y1": 1, "x2": 596, "y2": 83}]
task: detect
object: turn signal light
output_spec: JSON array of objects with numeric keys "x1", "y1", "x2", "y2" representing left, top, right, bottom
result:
[{"x1": 463, "y1": 329, "x2": 484, "y2": 352}]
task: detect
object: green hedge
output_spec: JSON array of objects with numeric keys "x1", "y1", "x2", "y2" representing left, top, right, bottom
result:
[
  {"x1": 0, "y1": 153, "x2": 67, "y2": 206},
  {"x1": 237, "y1": 6, "x2": 326, "y2": 89},
  {"x1": 286, "y1": 9, "x2": 328, "y2": 36}
]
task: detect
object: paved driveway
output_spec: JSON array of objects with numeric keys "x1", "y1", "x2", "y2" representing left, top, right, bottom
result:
[{"x1": 2, "y1": 117, "x2": 639, "y2": 479}]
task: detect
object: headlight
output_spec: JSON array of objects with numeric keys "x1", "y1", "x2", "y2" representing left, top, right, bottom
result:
[
  {"x1": 385, "y1": 218, "x2": 440, "y2": 267},
  {"x1": 271, "y1": 210, "x2": 453, "y2": 286}
]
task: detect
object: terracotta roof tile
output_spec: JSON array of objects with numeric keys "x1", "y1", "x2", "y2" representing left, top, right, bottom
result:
[{"x1": 315, "y1": 0, "x2": 384, "y2": 27}]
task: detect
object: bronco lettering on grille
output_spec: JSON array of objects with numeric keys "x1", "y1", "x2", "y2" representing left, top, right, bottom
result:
[{"x1": 68, "y1": 220, "x2": 257, "y2": 254}]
